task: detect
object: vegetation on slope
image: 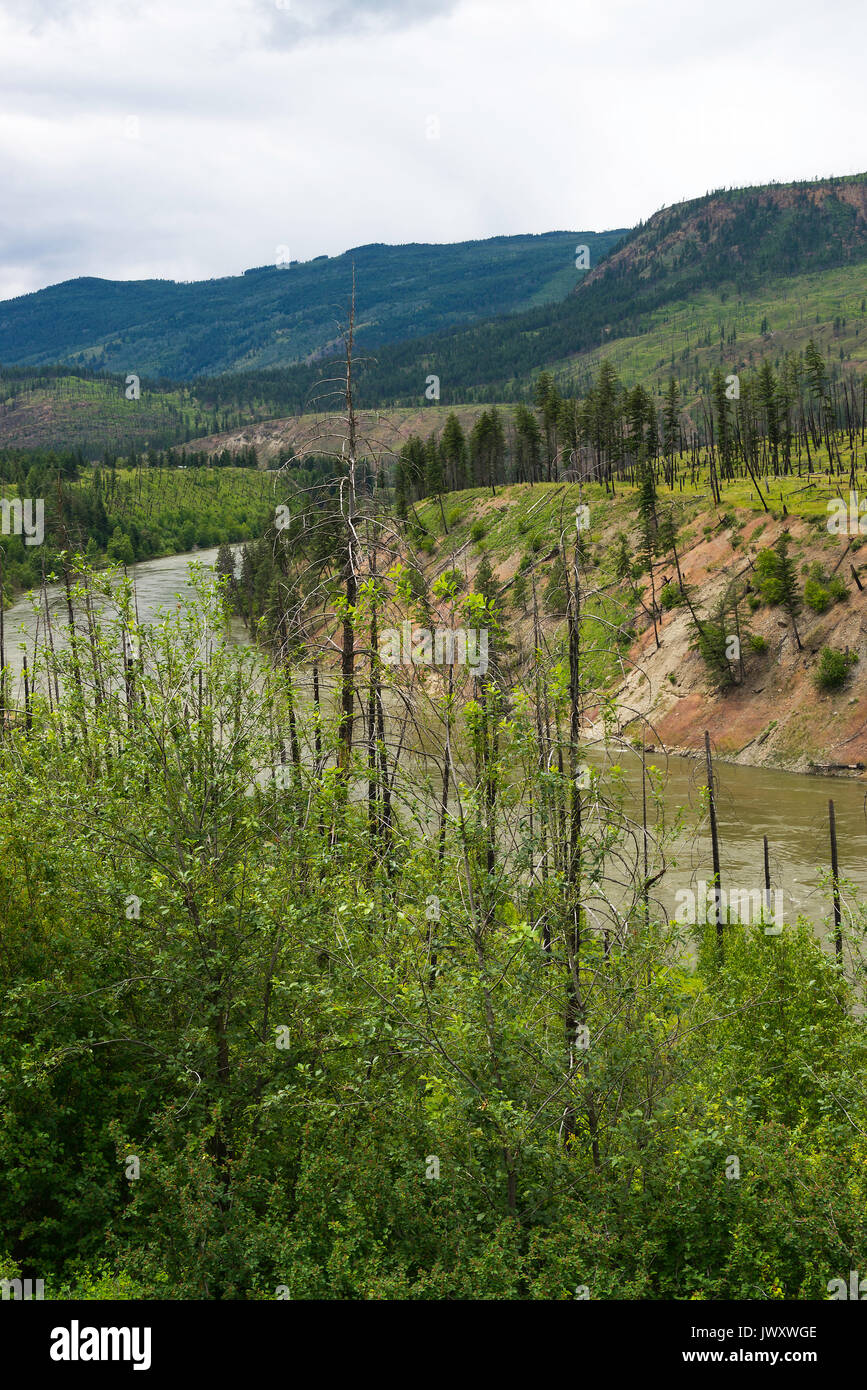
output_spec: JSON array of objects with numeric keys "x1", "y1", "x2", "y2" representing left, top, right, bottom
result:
[
  {"x1": 2, "y1": 481, "x2": 867, "y2": 1299},
  {"x1": 0, "y1": 231, "x2": 623, "y2": 379}
]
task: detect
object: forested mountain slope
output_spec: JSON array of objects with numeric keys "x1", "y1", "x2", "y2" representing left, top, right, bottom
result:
[
  {"x1": 311, "y1": 174, "x2": 867, "y2": 404},
  {"x1": 0, "y1": 230, "x2": 624, "y2": 379}
]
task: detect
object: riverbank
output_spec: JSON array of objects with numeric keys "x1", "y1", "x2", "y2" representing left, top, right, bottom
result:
[{"x1": 409, "y1": 483, "x2": 867, "y2": 780}]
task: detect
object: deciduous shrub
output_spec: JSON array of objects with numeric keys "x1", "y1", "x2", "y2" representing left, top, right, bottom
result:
[{"x1": 815, "y1": 646, "x2": 858, "y2": 689}]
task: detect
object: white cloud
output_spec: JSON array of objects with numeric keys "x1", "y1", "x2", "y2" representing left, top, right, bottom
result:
[{"x1": 0, "y1": 0, "x2": 865, "y2": 301}]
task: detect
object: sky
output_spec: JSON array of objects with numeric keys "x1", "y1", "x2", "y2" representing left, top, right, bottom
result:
[{"x1": 1, "y1": 0, "x2": 866, "y2": 301}]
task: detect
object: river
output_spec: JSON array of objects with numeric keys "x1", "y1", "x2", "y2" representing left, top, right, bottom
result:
[{"x1": 4, "y1": 545, "x2": 865, "y2": 934}]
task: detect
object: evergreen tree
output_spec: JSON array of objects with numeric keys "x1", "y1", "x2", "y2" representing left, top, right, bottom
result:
[
  {"x1": 533, "y1": 370, "x2": 562, "y2": 481},
  {"x1": 440, "y1": 412, "x2": 468, "y2": 492},
  {"x1": 756, "y1": 360, "x2": 780, "y2": 470},
  {"x1": 775, "y1": 531, "x2": 803, "y2": 650},
  {"x1": 424, "y1": 432, "x2": 448, "y2": 531},
  {"x1": 514, "y1": 404, "x2": 542, "y2": 483},
  {"x1": 662, "y1": 376, "x2": 680, "y2": 480},
  {"x1": 710, "y1": 367, "x2": 734, "y2": 480},
  {"x1": 614, "y1": 531, "x2": 633, "y2": 585}
]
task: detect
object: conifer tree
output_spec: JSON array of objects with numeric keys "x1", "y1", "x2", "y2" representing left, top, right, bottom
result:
[
  {"x1": 424, "y1": 432, "x2": 448, "y2": 532},
  {"x1": 775, "y1": 531, "x2": 803, "y2": 650},
  {"x1": 440, "y1": 411, "x2": 468, "y2": 492}
]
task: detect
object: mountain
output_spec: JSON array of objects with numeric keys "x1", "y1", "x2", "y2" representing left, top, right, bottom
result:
[
  {"x1": 0, "y1": 230, "x2": 625, "y2": 379},
  {"x1": 319, "y1": 173, "x2": 867, "y2": 404},
  {"x1": 4, "y1": 173, "x2": 867, "y2": 452}
]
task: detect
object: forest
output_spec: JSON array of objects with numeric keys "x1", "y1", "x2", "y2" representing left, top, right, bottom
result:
[
  {"x1": 3, "y1": 321, "x2": 867, "y2": 1306},
  {"x1": 0, "y1": 449, "x2": 271, "y2": 596}
]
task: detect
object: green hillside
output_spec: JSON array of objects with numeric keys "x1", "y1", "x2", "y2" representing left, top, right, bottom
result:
[
  {"x1": 317, "y1": 173, "x2": 867, "y2": 405},
  {"x1": 3, "y1": 175, "x2": 867, "y2": 452},
  {"x1": 551, "y1": 261, "x2": 867, "y2": 399},
  {"x1": 0, "y1": 230, "x2": 624, "y2": 380}
]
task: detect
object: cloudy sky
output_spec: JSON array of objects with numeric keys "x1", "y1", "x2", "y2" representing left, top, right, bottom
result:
[{"x1": 1, "y1": 0, "x2": 865, "y2": 300}]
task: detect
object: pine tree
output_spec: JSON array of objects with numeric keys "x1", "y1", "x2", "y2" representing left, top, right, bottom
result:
[
  {"x1": 636, "y1": 444, "x2": 658, "y2": 550},
  {"x1": 215, "y1": 541, "x2": 236, "y2": 591},
  {"x1": 614, "y1": 531, "x2": 632, "y2": 585},
  {"x1": 756, "y1": 360, "x2": 780, "y2": 471},
  {"x1": 474, "y1": 551, "x2": 499, "y2": 611},
  {"x1": 625, "y1": 384, "x2": 648, "y2": 462},
  {"x1": 775, "y1": 531, "x2": 803, "y2": 650},
  {"x1": 533, "y1": 371, "x2": 562, "y2": 481},
  {"x1": 514, "y1": 404, "x2": 542, "y2": 483},
  {"x1": 710, "y1": 367, "x2": 734, "y2": 480},
  {"x1": 399, "y1": 436, "x2": 426, "y2": 495},
  {"x1": 662, "y1": 376, "x2": 680, "y2": 479},
  {"x1": 440, "y1": 412, "x2": 468, "y2": 492},
  {"x1": 424, "y1": 432, "x2": 448, "y2": 532}
]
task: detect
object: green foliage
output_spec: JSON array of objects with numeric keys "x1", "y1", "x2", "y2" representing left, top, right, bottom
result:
[
  {"x1": 543, "y1": 552, "x2": 568, "y2": 614},
  {"x1": 691, "y1": 618, "x2": 731, "y2": 685},
  {"x1": 804, "y1": 577, "x2": 831, "y2": 612},
  {"x1": 0, "y1": 231, "x2": 625, "y2": 382},
  {"x1": 432, "y1": 568, "x2": 465, "y2": 600},
  {"x1": 0, "y1": 562, "x2": 865, "y2": 1304},
  {"x1": 754, "y1": 547, "x2": 784, "y2": 604},
  {"x1": 815, "y1": 646, "x2": 858, "y2": 689},
  {"x1": 0, "y1": 457, "x2": 273, "y2": 598}
]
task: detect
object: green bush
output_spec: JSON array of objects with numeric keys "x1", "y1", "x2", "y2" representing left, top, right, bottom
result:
[
  {"x1": 815, "y1": 646, "x2": 858, "y2": 690},
  {"x1": 659, "y1": 582, "x2": 682, "y2": 610},
  {"x1": 543, "y1": 554, "x2": 568, "y2": 614},
  {"x1": 469, "y1": 521, "x2": 486, "y2": 544},
  {"x1": 754, "y1": 548, "x2": 784, "y2": 604},
  {"x1": 804, "y1": 577, "x2": 831, "y2": 613},
  {"x1": 432, "y1": 568, "x2": 464, "y2": 600},
  {"x1": 828, "y1": 575, "x2": 849, "y2": 602},
  {"x1": 748, "y1": 634, "x2": 767, "y2": 653}
]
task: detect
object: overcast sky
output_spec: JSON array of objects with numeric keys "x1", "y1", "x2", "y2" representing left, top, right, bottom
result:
[{"x1": 1, "y1": 0, "x2": 865, "y2": 300}]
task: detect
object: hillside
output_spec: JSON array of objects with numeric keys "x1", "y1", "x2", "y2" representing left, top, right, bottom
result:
[
  {"x1": 4, "y1": 174, "x2": 867, "y2": 451},
  {"x1": 320, "y1": 173, "x2": 867, "y2": 404},
  {"x1": 409, "y1": 466, "x2": 867, "y2": 777},
  {"x1": 0, "y1": 230, "x2": 624, "y2": 380}
]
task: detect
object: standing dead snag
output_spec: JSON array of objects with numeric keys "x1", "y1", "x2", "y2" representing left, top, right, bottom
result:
[
  {"x1": 829, "y1": 799, "x2": 842, "y2": 963},
  {"x1": 337, "y1": 271, "x2": 360, "y2": 794},
  {"x1": 562, "y1": 514, "x2": 599, "y2": 1165},
  {"x1": 704, "y1": 731, "x2": 723, "y2": 943}
]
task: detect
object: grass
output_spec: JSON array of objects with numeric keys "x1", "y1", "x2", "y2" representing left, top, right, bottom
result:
[{"x1": 547, "y1": 263, "x2": 867, "y2": 398}]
